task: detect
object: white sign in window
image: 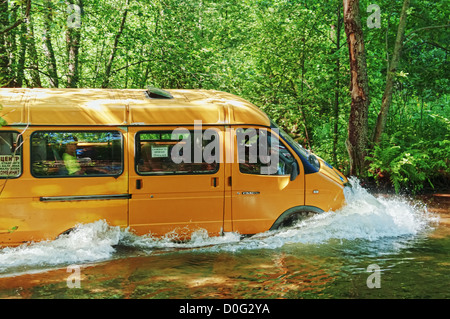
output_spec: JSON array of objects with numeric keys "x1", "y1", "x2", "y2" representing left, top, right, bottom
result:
[
  {"x1": 0, "y1": 155, "x2": 21, "y2": 177},
  {"x1": 151, "y1": 146, "x2": 169, "y2": 158}
]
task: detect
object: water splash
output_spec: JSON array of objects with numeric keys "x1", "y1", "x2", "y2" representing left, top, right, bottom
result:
[
  {"x1": 0, "y1": 177, "x2": 438, "y2": 275},
  {"x1": 0, "y1": 220, "x2": 125, "y2": 275},
  {"x1": 217, "y1": 177, "x2": 438, "y2": 251}
]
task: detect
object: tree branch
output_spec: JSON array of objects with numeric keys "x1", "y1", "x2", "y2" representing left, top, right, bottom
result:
[
  {"x1": 24, "y1": 66, "x2": 59, "y2": 81},
  {"x1": 102, "y1": 0, "x2": 130, "y2": 88},
  {"x1": 404, "y1": 40, "x2": 450, "y2": 53},
  {"x1": 0, "y1": 0, "x2": 31, "y2": 34},
  {"x1": 404, "y1": 24, "x2": 450, "y2": 44},
  {"x1": 110, "y1": 59, "x2": 153, "y2": 75}
]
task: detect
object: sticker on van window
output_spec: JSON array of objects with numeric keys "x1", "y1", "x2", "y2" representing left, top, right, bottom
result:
[
  {"x1": 151, "y1": 145, "x2": 169, "y2": 158},
  {"x1": 0, "y1": 155, "x2": 21, "y2": 177}
]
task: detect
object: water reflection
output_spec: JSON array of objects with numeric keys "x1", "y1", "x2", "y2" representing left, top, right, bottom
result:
[
  {"x1": 0, "y1": 178, "x2": 447, "y2": 299},
  {"x1": 0, "y1": 232, "x2": 449, "y2": 299}
]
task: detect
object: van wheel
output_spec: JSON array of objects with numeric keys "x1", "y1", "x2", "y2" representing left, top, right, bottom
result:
[
  {"x1": 58, "y1": 228, "x2": 74, "y2": 238},
  {"x1": 278, "y1": 211, "x2": 317, "y2": 228},
  {"x1": 270, "y1": 206, "x2": 323, "y2": 230}
]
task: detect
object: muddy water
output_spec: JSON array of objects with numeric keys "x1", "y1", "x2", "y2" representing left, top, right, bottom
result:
[{"x1": 0, "y1": 179, "x2": 448, "y2": 302}]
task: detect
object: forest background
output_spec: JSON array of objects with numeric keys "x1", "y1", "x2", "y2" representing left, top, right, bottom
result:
[{"x1": 0, "y1": 0, "x2": 448, "y2": 194}]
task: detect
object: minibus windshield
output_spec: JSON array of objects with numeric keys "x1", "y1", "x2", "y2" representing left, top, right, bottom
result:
[{"x1": 270, "y1": 121, "x2": 320, "y2": 171}]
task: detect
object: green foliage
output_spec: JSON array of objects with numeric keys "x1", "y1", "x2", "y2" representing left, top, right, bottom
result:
[
  {"x1": 367, "y1": 109, "x2": 450, "y2": 193},
  {"x1": 0, "y1": 0, "x2": 448, "y2": 192},
  {"x1": 368, "y1": 139, "x2": 429, "y2": 193}
]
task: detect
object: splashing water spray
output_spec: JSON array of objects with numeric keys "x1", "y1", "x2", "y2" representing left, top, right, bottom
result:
[{"x1": 0, "y1": 177, "x2": 439, "y2": 276}]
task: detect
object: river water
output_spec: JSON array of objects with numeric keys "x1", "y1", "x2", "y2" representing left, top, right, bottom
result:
[{"x1": 0, "y1": 178, "x2": 448, "y2": 302}]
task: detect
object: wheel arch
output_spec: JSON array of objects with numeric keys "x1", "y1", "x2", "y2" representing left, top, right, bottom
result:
[{"x1": 269, "y1": 205, "x2": 324, "y2": 230}]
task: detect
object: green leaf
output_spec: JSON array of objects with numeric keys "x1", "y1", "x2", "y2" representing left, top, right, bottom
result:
[{"x1": 8, "y1": 226, "x2": 18, "y2": 233}]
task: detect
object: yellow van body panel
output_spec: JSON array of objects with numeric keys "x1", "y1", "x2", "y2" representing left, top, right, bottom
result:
[
  {"x1": 305, "y1": 172, "x2": 347, "y2": 213},
  {"x1": 127, "y1": 126, "x2": 226, "y2": 239},
  {"x1": 0, "y1": 88, "x2": 348, "y2": 247},
  {"x1": 0, "y1": 88, "x2": 270, "y2": 127},
  {"x1": 0, "y1": 126, "x2": 129, "y2": 246},
  {"x1": 229, "y1": 126, "x2": 305, "y2": 235}
]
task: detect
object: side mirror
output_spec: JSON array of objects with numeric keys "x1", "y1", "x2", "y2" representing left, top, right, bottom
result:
[{"x1": 290, "y1": 161, "x2": 299, "y2": 181}]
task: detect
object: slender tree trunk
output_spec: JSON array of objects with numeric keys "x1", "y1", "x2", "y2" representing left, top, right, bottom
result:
[
  {"x1": 0, "y1": 0, "x2": 11, "y2": 87},
  {"x1": 42, "y1": 0, "x2": 59, "y2": 87},
  {"x1": 16, "y1": 22, "x2": 27, "y2": 87},
  {"x1": 343, "y1": 0, "x2": 370, "y2": 177},
  {"x1": 5, "y1": 5, "x2": 18, "y2": 87},
  {"x1": 66, "y1": 0, "x2": 83, "y2": 88},
  {"x1": 6, "y1": 1, "x2": 31, "y2": 87},
  {"x1": 373, "y1": 0, "x2": 410, "y2": 145},
  {"x1": 102, "y1": 0, "x2": 130, "y2": 88},
  {"x1": 332, "y1": 3, "x2": 342, "y2": 166},
  {"x1": 0, "y1": 0, "x2": 30, "y2": 35},
  {"x1": 25, "y1": 11, "x2": 42, "y2": 87},
  {"x1": 1, "y1": 0, "x2": 31, "y2": 87},
  {"x1": 299, "y1": 37, "x2": 312, "y2": 150}
]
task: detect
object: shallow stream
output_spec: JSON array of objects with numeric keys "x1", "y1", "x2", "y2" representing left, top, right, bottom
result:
[{"x1": 0, "y1": 178, "x2": 448, "y2": 300}]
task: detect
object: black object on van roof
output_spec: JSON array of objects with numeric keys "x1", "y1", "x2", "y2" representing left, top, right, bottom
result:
[{"x1": 146, "y1": 86, "x2": 174, "y2": 99}]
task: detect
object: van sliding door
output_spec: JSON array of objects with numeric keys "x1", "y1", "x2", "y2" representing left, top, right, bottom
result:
[{"x1": 128, "y1": 126, "x2": 225, "y2": 239}]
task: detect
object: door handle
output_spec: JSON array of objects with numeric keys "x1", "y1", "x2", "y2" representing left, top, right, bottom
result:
[
  {"x1": 136, "y1": 179, "x2": 142, "y2": 190},
  {"x1": 212, "y1": 177, "x2": 217, "y2": 187}
]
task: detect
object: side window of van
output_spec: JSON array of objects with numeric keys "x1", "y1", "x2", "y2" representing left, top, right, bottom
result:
[
  {"x1": 0, "y1": 131, "x2": 22, "y2": 178},
  {"x1": 136, "y1": 130, "x2": 219, "y2": 175},
  {"x1": 237, "y1": 128, "x2": 297, "y2": 176},
  {"x1": 31, "y1": 131, "x2": 123, "y2": 177}
]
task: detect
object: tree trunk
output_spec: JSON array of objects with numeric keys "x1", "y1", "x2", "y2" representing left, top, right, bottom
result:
[
  {"x1": 343, "y1": 0, "x2": 370, "y2": 177},
  {"x1": 4, "y1": 5, "x2": 18, "y2": 87},
  {"x1": 0, "y1": 0, "x2": 11, "y2": 87},
  {"x1": 25, "y1": 11, "x2": 42, "y2": 87},
  {"x1": 332, "y1": 3, "x2": 343, "y2": 166},
  {"x1": 0, "y1": 0, "x2": 31, "y2": 87},
  {"x1": 0, "y1": 0, "x2": 30, "y2": 35},
  {"x1": 299, "y1": 37, "x2": 312, "y2": 150},
  {"x1": 66, "y1": 0, "x2": 83, "y2": 88},
  {"x1": 42, "y1": 0, "x2": 59, "y2": 88},
  {"x1": 373, "y1": 0, "x2": 410, "y2": 145},
  {"x1": 16, "y1": 22, "x2": 27, "y2": 87},
  {"x1": 102, "y1": 0, "x2": 130, "y2": 88}
]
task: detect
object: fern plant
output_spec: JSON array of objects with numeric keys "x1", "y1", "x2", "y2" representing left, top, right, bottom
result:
[{"x1": 368, "y1": 131, "x2": 449, "y2": 194}]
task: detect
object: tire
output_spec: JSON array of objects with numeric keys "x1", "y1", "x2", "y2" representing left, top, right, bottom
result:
[
  {"x1": 58, "y1": 228, "x2": 75, "y2": 237},
  {"x1": 270, "y1": 206, "x2": 323, "y2": 230}
]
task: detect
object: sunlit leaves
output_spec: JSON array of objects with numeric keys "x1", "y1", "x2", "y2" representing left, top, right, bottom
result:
[{"x1": 0, "y1": 0, "x2": 448, "y2": 191}]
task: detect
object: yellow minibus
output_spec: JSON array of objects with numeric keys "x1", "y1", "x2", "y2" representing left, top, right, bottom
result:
[{"x1": 0, "y1": 87, "x2": 349, "y2": 247}]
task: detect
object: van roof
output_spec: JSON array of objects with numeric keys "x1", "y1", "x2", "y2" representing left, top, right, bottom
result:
[{"x1": 0, "y1": 88, "x2": 270, "y2": 127}]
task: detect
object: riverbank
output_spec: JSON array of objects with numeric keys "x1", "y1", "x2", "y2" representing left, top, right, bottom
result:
[{"x1": 418, "y1": 193, "x2": 450, "y2": 238}]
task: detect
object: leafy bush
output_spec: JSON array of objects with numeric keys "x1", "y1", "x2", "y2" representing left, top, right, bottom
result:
[{"x1": 367, "y1": 128, "x2": 450, "y2": 194}]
